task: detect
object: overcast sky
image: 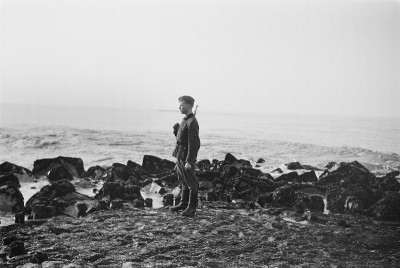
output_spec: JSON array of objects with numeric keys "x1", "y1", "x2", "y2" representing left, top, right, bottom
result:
[{"x1": 1, "y1": 0, "x2": 399, "y2": 117}]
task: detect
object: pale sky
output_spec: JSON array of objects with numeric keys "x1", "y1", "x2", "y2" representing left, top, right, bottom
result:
[{"x1": 1, "y1": 0, "x2": 399, "y2": 117}]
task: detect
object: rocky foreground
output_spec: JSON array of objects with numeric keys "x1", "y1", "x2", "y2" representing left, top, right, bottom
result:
[
  {"x1": 1, "y1": 203, "x2": 400, "y2": 268},
  {"x1": 1, "y1": 153, "x2": 400, "y2": 267}
]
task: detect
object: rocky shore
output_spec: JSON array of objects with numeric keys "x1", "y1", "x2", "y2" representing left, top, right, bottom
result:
[{"x1": 1, "y1": 154, "x2": 400, "y2": 267}]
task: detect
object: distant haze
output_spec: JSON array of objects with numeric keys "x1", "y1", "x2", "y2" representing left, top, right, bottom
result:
[{"x1": 1, "y1": 0, "x2": 399, "y2": 117}]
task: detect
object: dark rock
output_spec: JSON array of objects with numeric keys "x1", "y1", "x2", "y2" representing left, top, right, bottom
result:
[
  {"x1": 0, "y1": 175, "x2": 24, "y2": 213},
  {"x1": 273, "y1": 186, "x2": 295, "y2": 205},
  {"x1": 126, "y1": 160, "x2": 141, "y2": 170},
  {"x1": 132, "y1": 199, "x2": 144, "y2": 209},
  {"x1": 301, "y1": 164, "x2": 323, "y2": 171},
  {"x1": 257, "y1": 193, "x2": 274, "y2": 208},
  {"x1": 327, "y1": 184, "x2": 375, "y2": 214},
  {"x1": 96, "y1": 181, "x2": 141, "y2": 201},
  {"x1": 366, "y1": 192, "x2": 400, "y2": 221},
  {"x1": 318, "y1": 161, "x2": 375, "y2": 187},
  {"x1": 163, "y1": 194, "x2": 174, "y2": 206},
  {"x1": 298, "y1": 171, "x2": 318, "y2": 183},
  {"x1": 286, "y1": 162, "x2": 303, "y2": 170},
  {"x1": 309, "y1": 195, "x2": 325, "y2": 211},
  {"x1": 111, "y1": 199, "x2": 124, "y2": 210},
  {"x1": 84, "y1": 165, "x2": 105, "y2": 180},
  {"x1": 157, "y1": 187, "x2": 167, "y2": 195},
  {"x1": 141, "y1": 155, "x2": 175, "y2": 175},
  {"x1": 87, "y1": 199, "x2": 110, "y2": 214},
  {"x1": 308, "y1": 213, "x2": 327, "y2": 224},
  {"x1": 271, "y1": 168, "x2": 283, "y2": 173},
  {"x1": 0, "y1": 161, "x2": 32, "y2": 175},
  {"x1": 0, "y1": 173, "x2": 21, "y2": 188},
  {"x1": 240, "y1": 167, "x2": 263, "y2": 178},
  {"x1": 47, "y1": 166, "x2": 74, "y2": 183},
  {"x1": 9, "y1": 241, "x2": 25, "y2": 258},
  {"x1": 77, "y1": 203, "x2": 88, "y2": 217},
  {"x1": 256, "y1": 158, "x2": 265, "y2": 164},
  {"x1": 325, "y1": 162, "x2": 339, "y2": 171},
  {"x1": 31, "y1": 252, "x2": 48, "y2": 264},
  {"x1": 144, "y1": 198, "x2": 153, "y2": 208},
  {"x1": 199, "y1": 180, "x2": 212, "y2": 190},
  {"x1": 275, "y1": 172, "x2": 299, "y2": 183},
  {"x1": 141, "y1": 178, "x2": 153, "y2": 188},
  {"x1": 196, "y1": 159, "x2": 212, "y2": 171},
  {"x1": 377, "y1": 171, "x2": 400, "y2": 191},
  {"x1": 101, "y1": 163, "x2": 142, "y2": 182},
  {"x1": 224, "y1": 153, "x2": 238, "y2": 163},
  {"x1": 32, "y1": 156, "x2": 85, "y2": 178},
  {"x1": 15, "y1": 212, "x2": 25, "y2": 224},
  {"x1": 157, "y1": 173, "x2": 179, "y2": 188},
  {"x1": 25, "y1": 180, "x2": 92, "y2": 219},
  {"x1": 221, "y1": 165, "x2": 239, "y2": 180}
]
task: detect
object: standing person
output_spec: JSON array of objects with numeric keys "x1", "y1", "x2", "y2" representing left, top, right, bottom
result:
[{"x1": 170, "y1": 95, "x2": 200, "y2": 216}]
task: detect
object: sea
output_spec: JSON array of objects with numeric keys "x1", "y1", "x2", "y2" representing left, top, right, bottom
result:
[{"x1": 1, "y1": 103, "x2": 400, "y2": 225}]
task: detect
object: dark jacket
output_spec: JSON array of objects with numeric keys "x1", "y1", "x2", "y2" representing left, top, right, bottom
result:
[{"x1": 172, "y1": 113, "x2": 200, "y2": 165}]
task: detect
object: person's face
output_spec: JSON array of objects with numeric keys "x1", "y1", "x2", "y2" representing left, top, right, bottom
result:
[{"x1": 179, "y1": 101, "x2": 191, "y2": 114}]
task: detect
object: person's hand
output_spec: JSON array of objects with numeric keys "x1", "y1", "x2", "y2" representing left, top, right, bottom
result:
[
  {"x1": 185, "y1": 162, "x2": 192, "y2": 170},
  {"x1": 173, "y1": 123, "x2": 180, "y2": 136}
]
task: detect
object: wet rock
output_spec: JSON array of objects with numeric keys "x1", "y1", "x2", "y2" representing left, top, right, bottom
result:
[
  {"x1": 271, "y1": 168, "x2": 283, "y2": 173},
  {"x1": 377, "y1": 171, "x2": 400, "y2": 191},
  {"x1": 196, "y1": 159, "x2": 212, "y2": 171},
  {"x1": 32, "y1": 156, "x2": 85, "y2": 178},
  {"x1": 256, "y1": 158, "x2": 265, "y2": 164},
  {"x1": 240, "y1": 167, "x2": 263, "y2": 178},
  {"x1": 366, "y1": 192, "x2": 400, "y2": 221},
  {"x1": 0, "y1": 161, "x2": 32, "y2": 176},
  {"x1": 0, "y1": 174, "x2": 24, "y2": 213},
  {"x1": 224, "y1": 153, "x2": 238, "y2": 163},
  {"x1": 318, "y1": 161, "x2": 375, "y2": 187},
  {"x1": 327, "y1": 184, "x2": 375, "y2": 214},
  {"x1": 221, "y1": 165, "x2": 239, "y2": 180},
  {"x1": 309, "y1": 195, "x2": 325, "y2": 211},
  {"x1": 86, "y1": 199, "x2": 110, "y2": 214},
  {"x1": 275, "y1": 172, "x2": 299, "y2": 183},
  {"x1": 25, "y1": 180, "x2": 93, "y2": 219},
  {"x1": 144, "y1": 198, "x2": 153, "y2": 208},
  {"x1": 31, "y1": 252, "x2": 48, "y2": 264},
  {"x1": 156, "y1": 173, "x2": 179, "y2": 188},
  {"x1": 15, "y1": 212, "x2": 25, "y2": 224},
  {"x1": 96, "y1": 181, "x2": 141, "y2": 201},
  {"x1": 141, "y1": 155, "x2": 175, "y2": 175},
  {"x1": 273, "y1": 185, "x2": 295, "y2": 205},
  {"x1": 84, "y1": 165, "x2": 105, "y2": 180},
  {"x1": 77, "y1": 203, "x2": 88, "y2": 217},
  {"x1": 225, "y1": 175, "x2": 275, "y2": 196},
  {"x1": 101, "y1": 163, "x2": 142, "y2": 182},
  {"x1": 47, "y1": 166, "x2": 74, "y2": 183},
  {"x1": 9, "y1": 241, "x2": 25, "y2": 258},
  {"x1": 286, "y1": 162, "x2": 303, "y2": 170},
  {"x1": 298, "y1": 170, "x2": 318, "y2": 183},
  {"x1": 163, "y1": 194, "x2": 174, "y2": 206},
  {"x1": 132, "y1": 199, "x2": 144, "y2": 209},
  {"x1": 157, "y1": 187, "x2": 167, "y2": 195}
]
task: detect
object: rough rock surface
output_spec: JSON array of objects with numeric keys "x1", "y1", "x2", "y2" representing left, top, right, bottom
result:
[
  {"x1": 1, "y1": 204, "x2": 399, "y2": 268},
  {"x1": 32, "y1": 157, "x2": 85, "y2": 178},
  {"x1": 0, "y1": 162, "x2": 32, "y2": 176},
  {"x1": 0, "y1": 174, "x2": 24, "y2": 213},
  {"x1": 47, "y1": 166, "x2": 74, "y2": 183}
]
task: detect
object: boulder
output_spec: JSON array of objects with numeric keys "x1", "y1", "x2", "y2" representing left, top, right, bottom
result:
[
  {"x1": 101, "y1": 163, "x2": 142, "y2": 182},
  {"x1": 155, "y1": 173, "x2": 179, "y2": 188},
  {"x1": 47, "y1": 166, "x2": 74, "y2": 183},
  {"x1": 296, "y1": 193, "x2": 324, "y2": 211},
  {"x1": 224, "y1": 153, "x2": 238, "y2": 163},
  {"x1": 286, "y1": 162, "x2": 303, "y2": 170},
  {"x1": 141, "y1": 155, "x2": 175, "y2": 175},
  {"x1": 25, "y1": 180, "x2": 93, "y2": 219},
  {"x1": 32, "y1": 156, "x2": 85, "y2": 178},
  {"x1": 144, "y1": 198, "x2": 153, "y2": 208},
  {"x1": 132, "y1": 199, "x2": 144, "y2": 208},
  {"x1": 163, "y1": 194, "x2": 174, "y2": 206},
  {"x1": 377, "y1": 171, "x2": 400, "y2": 191},
  {"x1": 273, "y1": 185, "x2": 295, "y2": 205},
  {"x1": 127, "y1": 160, "x2": 150, "y2": 178},
  {"x1": 84, "y1": 165, "x2": 105, "y2": 180},
  {"x1": 110, "y1": 199, "x2": 124, "y2": 210},
  {"x1": 366, "y1": 192, "x2": 400, "y2": 221},
  {"x1": 96, "y1": 181, "x2": 141, "y2": 201},
  {"x1": 0, "y1": 174, "x2": 24, "y2": 213},
  {"x1": 275, "y1": 172, "x2": 299, "y2": 183},
  {"x1": 318, "y1": 161, "x2": 375, "y2": 187},
  {"x1": 298, "y1": 171, "x2": 318, "y2": 183},
  {"x1": 256, "y1": 158, "x2": 265, "y2": 164},
  {"x1": 31, "y1": 252, "x2": 48, "y2": 264},
  {"x1": 195, "y1": 159, "x2": 212, "y2": 171},
  {"x1": 257, "y1": 193, "x2": 274, "y2": 208},
  {"x1": 327, "y1": 183, "x2": 375, "y2": 214},
  {"x1": 0, "y1": 161, "x2": 32, "y2": 175}
]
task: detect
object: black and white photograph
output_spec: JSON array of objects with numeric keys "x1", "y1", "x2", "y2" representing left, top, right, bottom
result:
[{"x1": 1, "y1": 0, "x2": 400, "y2": 267}]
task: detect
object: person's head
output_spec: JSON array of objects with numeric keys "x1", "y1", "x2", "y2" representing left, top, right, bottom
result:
[{"x1": 178, "y1": 96, "x2": 195, "y2": 115}]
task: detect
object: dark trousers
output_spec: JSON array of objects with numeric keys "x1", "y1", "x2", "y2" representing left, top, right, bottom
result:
[{"x1": 175, "y1": 159, "x2": 199, "y2": 192}]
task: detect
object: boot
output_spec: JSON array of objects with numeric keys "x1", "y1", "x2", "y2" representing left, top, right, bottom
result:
[
  {"x1": 181, "y1": 191, "x2": 198, "y2": 217},
  {"x1": 170, "y1": 187, "x2": 189, "y2": 212}
]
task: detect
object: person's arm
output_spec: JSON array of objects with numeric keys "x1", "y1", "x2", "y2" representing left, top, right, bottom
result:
[{"x1": 185, "y1": 119, "x2": 200, "y2": 166}]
